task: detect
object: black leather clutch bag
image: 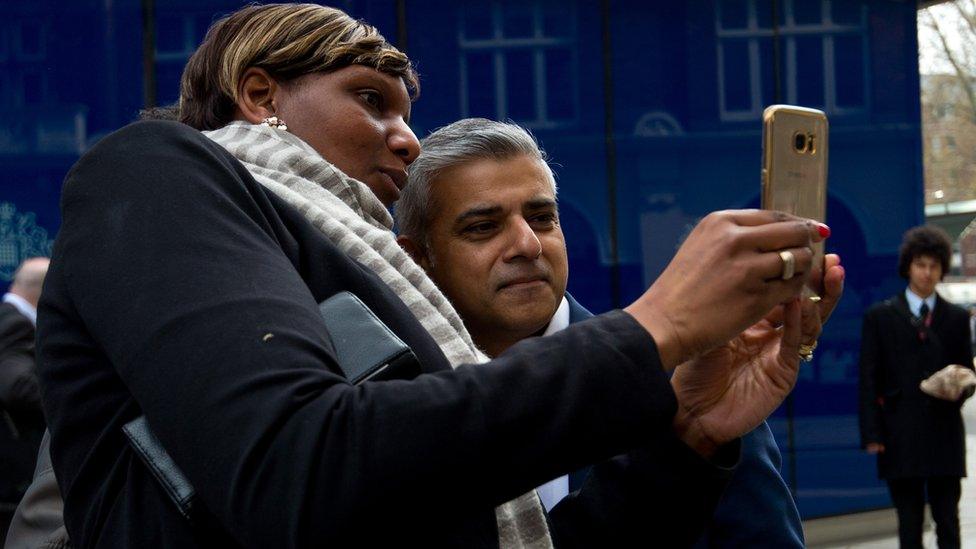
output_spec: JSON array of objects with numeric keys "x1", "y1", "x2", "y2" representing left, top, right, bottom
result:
[
  {"x1": 317, "y1": 291, "x2": 420, "y2": 383},
  {"x1": 123, "y1": 291, "x2": 420, "y2": 522}
]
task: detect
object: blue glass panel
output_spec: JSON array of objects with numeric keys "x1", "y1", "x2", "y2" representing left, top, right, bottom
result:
[
  {"x1": 501, "y1": 0, "x2": 534, "y2": 38},
  {"x1": 545, "y1": 48, "x2": 574, "y2": 120},
  {"x1": 0, "y1": 74, "x2": 9, "y2": 107},
  {"x1": 462, "y1": 2, "x2": 493, "y2": 40},
  {"x1": 505, "y1": 50, "x2": 535, "y2": 120},
  {"x1": 795, "y1": 35, "x2": 824, "y2": 108},
  {"x1": 541, "y1": 0, "x2": 573, "y2": 37},
  {"x1": 792, "y1": 0, "x2": 822, "y2": 25},
  {"x1": 22, "y1": 72, "x2": 43, "y2": 104},
  {"x1": 720, "y1": 0, "x2": 748, "y2": 29},
  {"x1": 156, "y1": 14, "x2": 187, "y2": 54},
  {"x1": 759, "y1": 37, "x2": 780, "y2": 106},
  {"x1": 832, "y1": 0, "x2": 864, "y2": 25},
  {"x1": 834, "y1": 35, "x2": 865, "y2": 107},
  {"x1": 16, "y1": 20, "x2": 44, "y2": 58},
  {"x1": 755, "y1": 0, "x2": 774, "y2": 29},
  {"x1": 155, "y1": 62, "x2": 184, "y2": 106},
  {"x1": 193, "y1": 13, "x2": 213, "y2": 45},
  {"x1": 722, "y1": 40, "x2": 752, "y2": 111},
  {"x1": 466, "y1": 51, "x2": 497, "y2": 118}
]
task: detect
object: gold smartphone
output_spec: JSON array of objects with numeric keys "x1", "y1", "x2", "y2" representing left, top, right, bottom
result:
[{"x1": 761, "y1": 105, "x2": 828, "y2": 296}]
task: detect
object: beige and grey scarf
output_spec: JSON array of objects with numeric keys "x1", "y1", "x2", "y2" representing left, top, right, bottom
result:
[{"x1": 204, "y1": 122, "x2": 552, "y2": 549}]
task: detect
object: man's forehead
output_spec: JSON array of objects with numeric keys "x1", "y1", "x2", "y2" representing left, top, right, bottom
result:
[{"x1": 429, "y1": 156, "x2": 556, "y2": 219}]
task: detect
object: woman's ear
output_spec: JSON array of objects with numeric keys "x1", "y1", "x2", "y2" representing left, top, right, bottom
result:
[{"x1": 236, "y1": 67, "x2": 280, "y2": 124}]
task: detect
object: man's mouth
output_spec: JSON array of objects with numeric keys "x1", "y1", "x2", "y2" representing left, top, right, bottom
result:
[{"x1": 499, "y1": 276, "x2": 548, "y2": 290}]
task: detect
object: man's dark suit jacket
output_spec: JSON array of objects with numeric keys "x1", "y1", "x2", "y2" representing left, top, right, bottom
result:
[
  {"x1": 37, "y1": 121, "x2": 737, "y2": 548},
  {"x1": 859, "y1": 292, "x2": 973, "y2": 479},
  {"x1": 563, "y1": 294, "x2": 804, "y2": 547},
  {"x1": 0, "y1": 303, "x2": 45, "y2": 506}
]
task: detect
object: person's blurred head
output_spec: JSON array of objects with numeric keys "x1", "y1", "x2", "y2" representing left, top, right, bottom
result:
[
  {"x1": 178, "y1": 3, "x2": 421, "y2": 205},
  {"x1": 898, "y1": 225, "x2": 952, "y2": 298},
  {"x1": 9, "y1": 257, "x2": 50, "y2": 308},
  {"x1": 397, "y1": 119, "x2": 567, "y2": 356}
]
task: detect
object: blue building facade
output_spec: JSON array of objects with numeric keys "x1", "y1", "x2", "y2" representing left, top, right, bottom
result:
[{"x1": 0, "y1": 0, "x2": 925, "y2": 518}]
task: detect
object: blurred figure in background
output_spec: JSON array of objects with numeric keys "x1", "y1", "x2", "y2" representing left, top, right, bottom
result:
[
  {"x1": 0, "y1": 258, "x2": 48, "y2": 538},
  {"x1": 859, "y1": 225, "x2": 972, "y2": 549}
]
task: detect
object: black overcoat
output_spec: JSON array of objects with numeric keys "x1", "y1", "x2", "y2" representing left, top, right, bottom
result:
[
  {"x1": 858, "y1": 292, "x2": 973, "y2": 479},
  {"x1": 0, "y1": 303, "x2": 45, "y2": 503}
]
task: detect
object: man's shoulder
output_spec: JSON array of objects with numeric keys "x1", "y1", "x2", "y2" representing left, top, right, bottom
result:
[
  {"x1": 0, "y1": 303, "x2": 33, "y2": 339},
  {"x1": 0, "y1": 302, "x2": 29, "y2": 323},
  {"x1": 865, "y1": 296, "x2": 901, "y2": 317},
  {"x1": 565, "y1": 293, "x2": 593, "y2": 323},
  {"x1": 938, "y1": 297, "x2": 970, "y2": 320}
]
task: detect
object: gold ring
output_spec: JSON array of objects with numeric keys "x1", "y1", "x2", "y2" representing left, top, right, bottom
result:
[
  {"x1": 799, "y1": 340, "x2": 817, "y2": 362},
  {"x1": 780, "y1": 250, "x2": 796, "y2": 280}
]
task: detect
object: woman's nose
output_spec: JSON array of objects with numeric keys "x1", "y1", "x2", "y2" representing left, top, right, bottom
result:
[{"x1": 389, "y1": 120, "x2": 420, "y2": 165}]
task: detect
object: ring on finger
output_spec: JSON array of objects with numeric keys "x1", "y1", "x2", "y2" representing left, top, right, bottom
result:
[
  {"x1": 780, "y1": 250, "x2": 796, "y2": 280},
  {"x1": 798, "y1": 340, "x2": 817, "y2": 362}
]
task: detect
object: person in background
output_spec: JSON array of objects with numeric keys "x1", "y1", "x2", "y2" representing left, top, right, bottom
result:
[
  {"x1": 396, "y1": 118, "x2": 824, "y2": 547},
  {"x1": 0, "y1": 258, "x2": 49, "y2": 539},
  {"x1": 859, "y1": 225, "x2": 972, "y2": 549}
]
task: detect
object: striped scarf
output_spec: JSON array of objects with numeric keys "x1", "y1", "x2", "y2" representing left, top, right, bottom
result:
[{"x1": 204, "y1": 122, "x2": 553, "y2": 549}]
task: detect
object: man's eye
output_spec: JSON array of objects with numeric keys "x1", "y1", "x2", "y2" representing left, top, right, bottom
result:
[
  {"x1": 464, "y1": 222, "x2": 495, "y2": 234},
  {"x1": 531, "y1": 213, "x2": 558, "y2": 227},
  {"x1": 358, "y1": 90, "x2": 382, "y2": 109}
]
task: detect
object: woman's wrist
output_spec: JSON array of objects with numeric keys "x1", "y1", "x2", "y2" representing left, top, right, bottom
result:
[
  {"x1": 623, "y1": 300, "x2": 687, "y2": 371},
  {"x1": 672, "y1": 408, "x2": 720, "y2": 459}
]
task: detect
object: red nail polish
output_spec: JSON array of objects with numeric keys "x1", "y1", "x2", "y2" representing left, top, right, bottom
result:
[{"x1": 817, "y1": 223, "x2": 831, "y2": 238}]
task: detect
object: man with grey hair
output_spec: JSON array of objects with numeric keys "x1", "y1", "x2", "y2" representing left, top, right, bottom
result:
[
  {"x1": 0, "y1": 257, "x2": 49, "y2": 537},
  {"x1": 396, "y1": 118, "x2": 804, "y2": 547}
]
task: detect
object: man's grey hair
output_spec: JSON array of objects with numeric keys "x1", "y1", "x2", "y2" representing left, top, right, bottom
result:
[{"x1": 396, "y1": 118, "x2": 557, "y2": 246}]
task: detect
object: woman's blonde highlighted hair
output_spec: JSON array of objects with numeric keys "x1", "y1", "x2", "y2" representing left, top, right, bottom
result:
[{"x1": 178, "y1": 3, "x2": 418, "y2": 130}]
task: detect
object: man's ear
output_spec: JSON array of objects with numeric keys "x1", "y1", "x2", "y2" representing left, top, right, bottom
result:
[
  {"x1": 397, "y1": 235, "x2": 432, "y2": 271},
  {"x1": 236, "y1": 67, "x2": 281, "y2": 124}
]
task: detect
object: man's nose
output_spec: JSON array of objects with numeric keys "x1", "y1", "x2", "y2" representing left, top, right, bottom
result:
[{"x1": 505, "y1": 218, "x2": 543, "y2": 261}]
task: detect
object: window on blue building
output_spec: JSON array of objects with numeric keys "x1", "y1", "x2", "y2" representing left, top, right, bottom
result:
[
  {"x1": 459, "y1": 0, "x2": 578, "y2": 129},
  {"x1": 716, "y1": 0, "x2": 869, "y2": 121}
]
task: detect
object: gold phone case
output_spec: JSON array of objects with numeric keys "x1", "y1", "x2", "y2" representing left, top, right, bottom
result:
[{"x1": 761, "y1": 105, "x2": 828, "y2": 295}]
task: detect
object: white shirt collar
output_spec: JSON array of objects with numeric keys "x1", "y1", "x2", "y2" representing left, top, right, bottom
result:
[
  {"x1": 536, "y1": 294, "x2": 572, "y2": 511},
  {"x1": 3, "y1": 293, "x2": 36, "y2": 325},
  {"x1": 905, "y1": 287, "x2": 937, "y2": 318},
  {"x1": 542, "y1": 296, "x2": 570, "y2": 336}
]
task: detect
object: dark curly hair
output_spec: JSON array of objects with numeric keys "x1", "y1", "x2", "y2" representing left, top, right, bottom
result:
[{"x1": 897, "y1": 225, "x2": 952, "y2": 280}]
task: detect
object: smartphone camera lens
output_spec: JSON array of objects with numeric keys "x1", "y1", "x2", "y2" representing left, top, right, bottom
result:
[{"x1": 793, "y1": 132, "x2": 807, "y2": 153}]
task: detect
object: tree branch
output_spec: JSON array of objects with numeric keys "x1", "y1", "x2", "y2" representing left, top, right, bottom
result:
[{"x1": 928, "y1": 7, "x2": 976, "y2": 124}]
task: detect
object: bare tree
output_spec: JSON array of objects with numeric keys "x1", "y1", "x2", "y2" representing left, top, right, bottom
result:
[
  {"x1": 921, "y1": 1, "x2": 976, "y2": 123},
  {"x1": 920, "y1": 1, "x2": 976, "y2": 205}
]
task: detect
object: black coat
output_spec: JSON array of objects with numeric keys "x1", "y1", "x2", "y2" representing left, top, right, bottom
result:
[
  {"x1": 858, "y1": 292, "x2": 973, "y2": 479},
  {"x1": 0, "y1": 303, "x2": 45, "y2": 504},
  {"x1": 37, "y1": 121, "x2": 735, "y2": 548}
]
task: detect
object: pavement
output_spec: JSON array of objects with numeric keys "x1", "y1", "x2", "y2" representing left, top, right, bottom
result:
[{"x1": 821, "y1": 399, "x2": 976, "y2": 548}]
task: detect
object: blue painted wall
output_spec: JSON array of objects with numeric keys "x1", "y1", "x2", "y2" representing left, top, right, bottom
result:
[{"x1": 0, "y1": 0, "x2": 924, "y2": 519}]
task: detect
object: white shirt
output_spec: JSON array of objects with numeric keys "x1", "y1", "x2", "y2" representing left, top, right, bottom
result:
[
  {"x1": 534, "y1": 296, "x2": 571, "y2": 512},
  {"x1": 3, "y1": 292, "x2": 36, "y2": 326},
  {"x1": 905, "y1": 287, "x2": 936, "y2": 319}
]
